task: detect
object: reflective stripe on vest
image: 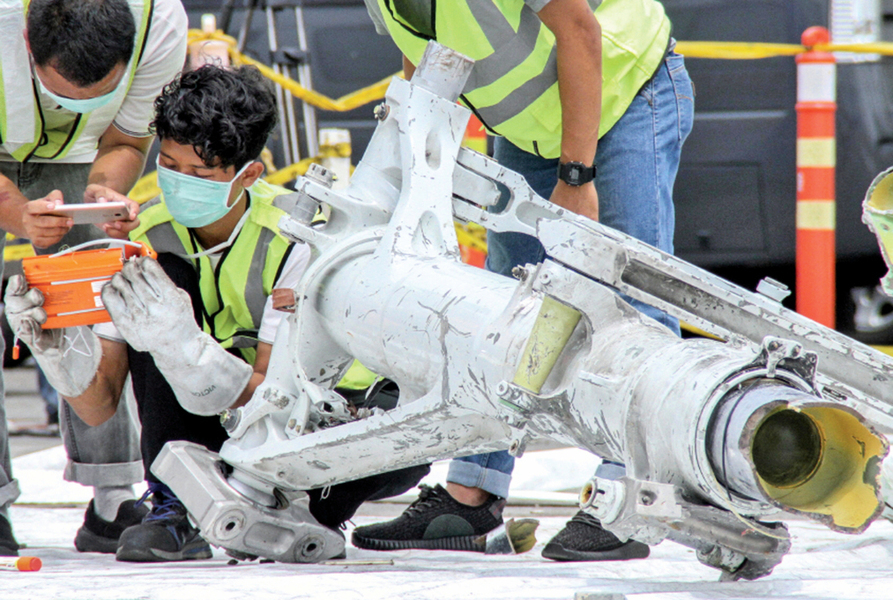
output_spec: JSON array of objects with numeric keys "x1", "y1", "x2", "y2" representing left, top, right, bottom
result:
[
  {"x1": 377, "y1": 0, "x2": 670, "y2": 158},
  {"x1": 130, "y1": 179, "x2": 294, "y2": 364},
  {"x1": 0, "y1": 0, "x2": 153, "y2": 161}
]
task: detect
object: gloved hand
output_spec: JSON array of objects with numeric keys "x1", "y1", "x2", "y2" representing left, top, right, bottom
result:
[
  {"x1": 101, "y1": 256, "x2": 253, "y2": 415},
  {"x1": 3, "y1": 275, "x2": 101, "y2": 397}
]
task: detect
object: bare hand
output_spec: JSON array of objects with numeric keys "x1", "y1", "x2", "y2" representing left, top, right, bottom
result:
[
  {"x1": 84, "y1": 184, "x2": 141, "y2": 239},
  {"x1": 548, "y1": 181, "x2": 599, "y2": 222},
  {"x1": 22, "y1": 191, "x2": 73, "y2": 248}
]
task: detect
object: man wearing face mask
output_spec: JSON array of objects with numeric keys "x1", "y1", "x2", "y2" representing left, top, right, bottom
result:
[
  {"x1": 0, "y1": 0, "x2": 186, "y2": 557},
  {"x1": 5, "y1": 64, "x2": 429, "y2": 562}
]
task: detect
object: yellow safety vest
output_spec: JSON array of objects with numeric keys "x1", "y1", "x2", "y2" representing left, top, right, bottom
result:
[
  {"x1": 0, "y1": 0, "x2": 153, "y2": 161},
  {"x1": 376, "y1": 0, "x2": 670, "y2": 158},
  {"x1": 130, "y1": 179, "x2": 296, "y2": 366},
  {"x1": 130, "y1": 178, "x2": 379, "y2": 390}
]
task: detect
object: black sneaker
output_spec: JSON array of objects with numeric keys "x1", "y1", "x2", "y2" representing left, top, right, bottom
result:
[
  {"x1": 541, "y1": 511, "x2": 650, "y2": 561},
  {"x1": 0, "y1": 514, "x2": 19, "y2": 556},
  {"x1": 351, "y1": 484, "x2": 504, "y2": 551},
  {"x1": 74, "y1": 499, "x2": 149, "y2": 553},
  {"x1": 116, "y1": 482, "x2": 213, "y2": 562}
]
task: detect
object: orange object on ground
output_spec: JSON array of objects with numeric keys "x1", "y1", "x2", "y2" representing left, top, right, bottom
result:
[
  {"x1": 22, "y1": 242, "x2": 156, "y2": 329},
  {"x1": 0, "y1": 556, "x2": 42, "y2": 571}
]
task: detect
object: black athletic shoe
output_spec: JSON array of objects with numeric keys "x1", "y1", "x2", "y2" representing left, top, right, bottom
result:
[
  {"x1": 74, "y1": 499, "x2": 149, "y2": 553},
  {"x1": 0, "y1": 514, "x2": 19, "y2": 556},
  {"x1": 351, "y1": 484, "x2": 504, "y2": 551},
  {"x1": 541, "y1": 511, "x2": 650, "y2": 561},
  {"x1": 116, "y1": 483, "x2": 213, "y2": 562}
]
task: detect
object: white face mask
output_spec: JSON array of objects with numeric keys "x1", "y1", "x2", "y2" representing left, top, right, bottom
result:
[
  {"x1": 157, "y1": 158, "x2": 252, "y2": 229},
  {"x1": 32, "y1": 58, "x2": 123, "y2": 114}
]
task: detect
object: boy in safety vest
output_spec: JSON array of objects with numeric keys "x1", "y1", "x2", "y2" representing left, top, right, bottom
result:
[
  {"x1": 5, "y1": 65, "x2": 428, "y2": 562},
  {"x1": 0, "y1": 0, "x2": 187, "y2": 557},
  {"x1": 354, "y1": 0, "x2": 695, "y2": 561}
]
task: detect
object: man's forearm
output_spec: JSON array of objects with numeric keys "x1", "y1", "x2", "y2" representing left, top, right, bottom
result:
[
  {"x1": 544, "y1": 0, "x2": 602, "y2": 165},
  {"x1": 538, "y1": 0, "x2": 602, "y2": 221},
  {"x1": 89, "y1": 126, "x2": 154, "y2": 195},
  {"x1": 89, "y1": 140, "x2": 151, "y2": 195}
]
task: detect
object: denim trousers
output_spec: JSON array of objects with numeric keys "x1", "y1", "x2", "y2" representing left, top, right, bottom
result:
[
  {"x1": 0, "y1": 161, "x2": 143, "y2": 510},
  {"x1": 447, "y1": 51, "x2": 695, "y2": 497},
  {"x1": 133, "y1": 254, "x2": 429, "y2": 527}
]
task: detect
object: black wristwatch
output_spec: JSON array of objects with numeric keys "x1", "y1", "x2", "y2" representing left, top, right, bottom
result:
[{"x1": 557, "y1": 161, "x2": 597, "y2": 186}]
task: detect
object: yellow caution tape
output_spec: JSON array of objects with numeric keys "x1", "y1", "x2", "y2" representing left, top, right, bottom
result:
[
  {"x1": 187, "y1": 30, "x2": 399, "y2": 112},
  {"x1": 3, "y1": 241, "x2": 35, "y2": 262},
  {"x1": 129, "y1": 171, "x2": 160, "y2": 205},
  {"x1": 318, "y1": 142, "x2": 353, "y2": 158},
  {"x1": 264, "y1": 157, "x2": 319, "y2": 186},
  {"x1": 676, "y1": 40, "x2": 893, "y2": 60},
  {"x1": 187, "y1": 30, "x2": 893, "y2": 113}
]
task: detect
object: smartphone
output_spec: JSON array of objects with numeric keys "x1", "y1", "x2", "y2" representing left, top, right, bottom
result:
[{"x1": 49, "y1": 201, "x2": 130, "y2": 225}]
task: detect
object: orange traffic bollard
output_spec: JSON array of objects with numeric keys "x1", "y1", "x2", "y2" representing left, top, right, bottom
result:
[
  {"x1": 463, "y1": 114, "x2": 488, "y2": 155},
  {"x1": 795, "y1": 26, "x2": 837, "y2": 328}
]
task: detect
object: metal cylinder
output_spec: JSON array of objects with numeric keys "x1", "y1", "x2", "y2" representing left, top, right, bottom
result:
[{"x1": 707, "y1": 378, "x2": 885, "y2": 532}]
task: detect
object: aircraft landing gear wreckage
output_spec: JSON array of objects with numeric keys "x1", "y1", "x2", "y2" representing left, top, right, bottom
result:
[{"x1": 154, "y1": 43, "x2": 891, "y2": 580}]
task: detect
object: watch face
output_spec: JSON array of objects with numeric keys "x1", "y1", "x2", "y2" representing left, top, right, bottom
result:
[
  {"x1": 566, "y1": 165, "x2": 584, "y2": 185},
  {"x1": 559, "y1": 162, "x2": 595, "y2": 186}
]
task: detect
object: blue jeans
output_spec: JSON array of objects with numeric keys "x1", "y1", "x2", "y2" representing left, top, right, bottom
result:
[
  {"x1": 447, "y1": 51, "x2": 695, "y2": 497},
  {"x1": 0, "y1": 161, "x2": 143, "y2": 500}
]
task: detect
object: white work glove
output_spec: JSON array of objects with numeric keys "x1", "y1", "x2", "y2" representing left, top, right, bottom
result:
[
  {"x1": 101, "y1": 256, "x2": 253, "y2": 416},
  {"x1": 3, "y1": 275, "x2": 101, "y2": 397}
]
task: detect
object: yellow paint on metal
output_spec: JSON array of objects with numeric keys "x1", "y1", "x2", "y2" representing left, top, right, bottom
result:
[
  {"x1": 512, "y1": 296, "x2": 582, "y2": 394},
  {"x1": 797, "y1": 138, "x2": 836, "y2": 168},
  {"x1": 796, "y1": 200, "x2": 836, "y2": 230},
  {"x1": 756, "y1": 405, "x2": 886, "y2": 532}
]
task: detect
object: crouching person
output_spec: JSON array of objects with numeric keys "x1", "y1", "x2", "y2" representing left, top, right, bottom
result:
[{"x1": 4, "y1": 65, "x2": 428, "y2": 562}]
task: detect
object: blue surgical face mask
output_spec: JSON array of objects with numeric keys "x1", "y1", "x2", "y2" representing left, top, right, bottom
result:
[
  {"x1": 33, "y1": 64, "x2": 121, "y2": 114},
  {"x1": 156, "y1": 158, "x2": 252, "y2": 229}
]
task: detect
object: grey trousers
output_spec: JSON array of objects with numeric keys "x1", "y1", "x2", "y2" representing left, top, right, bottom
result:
[{"x1": 0, "y1": 160, "x2": 143, "y2": 510}]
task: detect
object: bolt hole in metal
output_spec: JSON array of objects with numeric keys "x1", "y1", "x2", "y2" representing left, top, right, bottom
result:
[
  {"x1": 752, "y1": 409, "x2": 822, "y2": 489},
  {"x1": 639, "y1": 490, "x2": 656, "y2": 507},
  {"x1": 425, "y1": 129, "x2": 441, "y2": 169},
  {"x1": 300, "y1": 538, "x2": 324, "y2": 560},
  {"x1": 225, "y1": 521, "x2": 237, "y2": 532},
  {"x1": 580, "y1": 481, "x2": 594, "y2": 506}
]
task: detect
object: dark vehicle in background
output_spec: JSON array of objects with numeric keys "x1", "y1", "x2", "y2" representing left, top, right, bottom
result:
[
  {"x1": 665, "y1": 0, "x2": 893, "y2": 342},
  {"x1": 182, "y1": 0, "x2": 893, "y2": 343}
]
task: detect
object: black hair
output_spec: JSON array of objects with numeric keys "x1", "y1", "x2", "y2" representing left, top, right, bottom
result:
[
  {"x1": 151, "y1": 65, "x2": 278, "y2": 171},
  {"x1": 27, "y1": 0, "x2": 136, "y2": 87}
]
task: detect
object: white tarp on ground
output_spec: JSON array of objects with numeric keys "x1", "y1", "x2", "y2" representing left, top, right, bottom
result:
[{"x1": 6, "y1": 446, "x2": 893, "y2": 600}]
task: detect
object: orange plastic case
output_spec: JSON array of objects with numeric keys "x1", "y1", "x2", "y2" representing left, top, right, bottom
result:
[{"x1": 22, "y1": 242, "x2": 157, "y2": 329}]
